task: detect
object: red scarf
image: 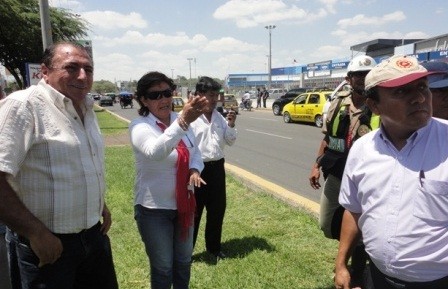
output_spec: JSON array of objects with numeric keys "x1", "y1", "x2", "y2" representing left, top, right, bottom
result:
[{"x1": 156, "y1": 121, "x2": 196, "y2": 240}]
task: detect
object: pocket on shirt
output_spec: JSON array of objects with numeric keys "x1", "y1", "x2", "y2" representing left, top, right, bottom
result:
[{"x1": 414, "y1": 178, "x2": 448, "y2": 223}]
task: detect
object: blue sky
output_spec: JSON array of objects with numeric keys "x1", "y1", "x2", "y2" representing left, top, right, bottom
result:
[{"x1": 49, "y1": 0, "x2": 446, "y2": 83}]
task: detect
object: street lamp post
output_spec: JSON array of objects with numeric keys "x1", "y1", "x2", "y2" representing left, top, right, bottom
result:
[
  {"x1": 187, "y1": 58, "x2": 193, "y2": 90},
  {"x1": 39, "y1": 0, "x2": 53, "y2": 50},
  {"x1": 171, "y1": 68, "x2": 174, "y2": 79},
  {"x1": 265, "y1": 25, "x2": 276, "y2": 89}
]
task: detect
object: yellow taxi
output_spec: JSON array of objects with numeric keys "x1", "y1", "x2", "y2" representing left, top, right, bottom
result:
[
  {"x1": 172, "y1": 96, "x2": 185, "y2": 112},
  {"x1": 282, "y1": 91, "x2": 332, "y2": 127}
]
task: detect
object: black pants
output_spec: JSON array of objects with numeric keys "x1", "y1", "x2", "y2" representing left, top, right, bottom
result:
[
  {"x1": 370, "y1": 261, "x2": 448, "y2": 289},
  {"x1": 193, "y1": 158, "x2": 226, "y2": 254},
  {"x1": 7, "y1": 223, "x2": 118, "y2": 289}
]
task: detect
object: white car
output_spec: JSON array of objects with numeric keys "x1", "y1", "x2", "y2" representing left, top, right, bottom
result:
[{"x1": 268, "y1": 88, "x2": 287, "y2": 99}]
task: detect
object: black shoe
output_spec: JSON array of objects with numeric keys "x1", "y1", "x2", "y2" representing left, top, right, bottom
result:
[
  {"x1": 208, "y1": 250, "x2": 226, "y2": 263},
  {"x1": 215, "y1": 251, "x2": 226, "y2": 260}
]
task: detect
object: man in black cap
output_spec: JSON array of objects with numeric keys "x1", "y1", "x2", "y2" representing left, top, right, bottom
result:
[{"x1": 422, "y1": 61, "x2": 448, "y2": 119}]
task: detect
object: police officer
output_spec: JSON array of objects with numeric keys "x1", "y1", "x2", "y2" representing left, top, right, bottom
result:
[{"x1": 309, "y1": 55, "x2": 378, "y2": 288}]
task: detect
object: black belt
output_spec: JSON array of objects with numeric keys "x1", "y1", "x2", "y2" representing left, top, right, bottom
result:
[
  {"x1": 204, "y1": 158, "x2": 224, "y2": 166},
  {"x1": 371, "y1": 261, "x2": 448, "y2": 289}
]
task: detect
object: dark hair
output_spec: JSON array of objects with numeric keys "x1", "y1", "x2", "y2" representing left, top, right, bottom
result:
[
  {"x1": 195, "y1": 76, "x2": 221, "y2": 94},
  {"x1": 364, "y1": 87, "x2": 379, "y2": 102},
  {"x1": 41, "y1": 42, "x2": 90, "y2": 67},
  {"x1": 136, "y1": 71, "x2": 176, "y2": 116}
]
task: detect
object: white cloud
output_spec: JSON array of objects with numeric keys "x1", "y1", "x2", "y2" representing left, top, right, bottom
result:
[
  {"x1": 82, "y1": 11, "x2": 147, "y2": 30},
  {"x1": 337, "y1": 11, "x2": 406, "y2": 29},
  {"x1": 309, "y1": 45, "x2": 347, "y2": 60},
  {"x1": 213, "y1": 0, "x2": 327, "y2": 28},
  {"x1": 203, "y1": 37, "x2": 263, "y2": 52},
  {"x1": 319, "y1": 0, "x2": 338, "y2": 14}
]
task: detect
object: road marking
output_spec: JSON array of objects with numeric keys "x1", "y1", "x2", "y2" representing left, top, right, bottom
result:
[
  {"x1": 225, "y1": 163, "x2": 319, "y2": 215},
  {"x1": 245, "y1": 129, "x2": 292, "y2": 140},
  {"x1": 249, "y1": 117, "x2": 277, "y2": 121}
]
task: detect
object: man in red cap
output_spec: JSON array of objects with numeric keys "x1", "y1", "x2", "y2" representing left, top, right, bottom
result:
[{"x1": 334, "y1": 55, "x2": 448, "y2": 289}]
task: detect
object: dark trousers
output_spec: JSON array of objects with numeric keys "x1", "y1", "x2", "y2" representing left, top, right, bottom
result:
[
  {"x1": 193, "y1": 158, "x2": 226, "y2": 254},
  {"x1": 370, "y1": 261, "x2": 448, "y2": 289},
  {"x1": 262, "y1": 97, "x2": 267, "y2": 108},
  {"x1": 7, "y1": 223, "x2": 118, "y2": 289}
]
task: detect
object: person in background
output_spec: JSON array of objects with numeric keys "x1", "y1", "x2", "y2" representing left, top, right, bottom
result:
[
  {"x1": 335, "y1": 55, "x2": 448, "y2": 289},
  {"x1": 0, "y1": 42, "x2": 118, "y2": 289},
  {"x1": 130, "y1": 71, "x2": 207, "y2": 289},
  {"x1": 309, "y1": 55, "x2": 378, "y2": 288},
  {"x1": 242, "y1": 90, "x2": 251, "y2": 109},
  {"x1": 256, "y1": 87, "x2": 262, "y2": 108},
  {"x1": 190, "y1": 77, "x2": 237, "y2": 262},
  {"x1": 422, "y1": 61, "x2": 448, "y2": 119},
  {"x1": 262, "y1": 87, "x2": 269, "y2": 108}
]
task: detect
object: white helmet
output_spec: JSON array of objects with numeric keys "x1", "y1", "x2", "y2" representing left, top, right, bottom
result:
[{"x1": 347, "y1": 55, "x2": 377, "y2": 73}]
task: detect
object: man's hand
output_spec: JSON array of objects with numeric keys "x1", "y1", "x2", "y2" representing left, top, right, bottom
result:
[
  {"x1": 309, "y1": 165, "x2": 321, "y2": 189},
  {"x1": 101, "y1": 203, "x2": 112, "y2": 234},
  {"x1": 28, "y1": 229, "x2": 63, "y2": 267},
  {"x1": 334, "y1": 265, "x2": 352, "y2": 289}
]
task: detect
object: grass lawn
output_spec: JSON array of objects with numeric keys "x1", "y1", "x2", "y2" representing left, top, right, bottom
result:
[
  {"x1": 98, "y1": 110, "x2": 339, "y2": 289},
  {"x1": 95, "y1": 107, "x2": 130, "y2": 136}
]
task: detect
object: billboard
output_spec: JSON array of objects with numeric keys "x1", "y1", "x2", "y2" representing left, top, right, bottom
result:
[{"x1": 25, "y1": 63, "x2": 42, "y2": 87}]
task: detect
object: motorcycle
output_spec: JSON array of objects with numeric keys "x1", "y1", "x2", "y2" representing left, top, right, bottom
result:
[{"x1": 239, "y1": 98, "x2": 252, "y2": 111}]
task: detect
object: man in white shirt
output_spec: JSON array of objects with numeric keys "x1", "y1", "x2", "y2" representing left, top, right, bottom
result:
[
  {"x1": 0, "y1": 42, "x2": 118, "y2": 289},
  {"x1": 190, "y1": 77, "x2": 237, "y2": 262},
  {"x1": 335, "y1": 55, "x2": 448, "y2": 289}
]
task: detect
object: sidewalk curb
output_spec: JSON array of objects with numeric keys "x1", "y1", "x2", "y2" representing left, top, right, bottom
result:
[{"x1": 225, "y1": 163, "x2": 320, "y2": 216}]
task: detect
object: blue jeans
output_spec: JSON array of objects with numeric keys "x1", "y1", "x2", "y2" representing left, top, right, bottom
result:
[
  {"x1": 135, "y1": 205, "x2": 193, "y2": 289},
  {"x1": 7, "y1": 223, "x2": 118, "y2": 289}
]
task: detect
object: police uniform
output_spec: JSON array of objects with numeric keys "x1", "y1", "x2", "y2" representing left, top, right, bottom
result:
[{"x1": 318, "y1": 90, "x2": 379, "y2": 239}]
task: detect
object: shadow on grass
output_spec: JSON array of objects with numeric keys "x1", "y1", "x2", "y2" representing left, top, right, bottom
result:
[{"x1": 193, "y1": 235, "x2": 275, "y2": 265}]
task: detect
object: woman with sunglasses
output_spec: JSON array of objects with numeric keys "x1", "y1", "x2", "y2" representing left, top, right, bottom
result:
[{"x1": 130, "y1": 71, "x2": 208, "y2": 289}]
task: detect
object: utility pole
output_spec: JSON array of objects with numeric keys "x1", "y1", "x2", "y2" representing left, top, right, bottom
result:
[
  {"x1": 39, "y1": 0, "x2": 53, "y2": 50},
  {"x1": 265, "y1": 25, "x2": 276, "y2": 89},
  {"x1": 187, "y1": 58, "x2": 193, "y2": 90}
]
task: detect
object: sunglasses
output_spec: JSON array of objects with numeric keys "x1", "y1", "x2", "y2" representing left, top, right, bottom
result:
[{"x1": 144, "y1": 89, "x2": 173, "y2": 100}]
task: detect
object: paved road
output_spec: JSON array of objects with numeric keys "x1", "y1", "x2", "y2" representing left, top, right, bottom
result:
[{"x1": 103, "y1": 99, "x2": 323, "y2": 204}]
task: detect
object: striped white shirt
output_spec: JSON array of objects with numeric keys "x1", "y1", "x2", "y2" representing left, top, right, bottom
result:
[{"x1": 0, "y1": 80, "x2": 105, "y2": 233}]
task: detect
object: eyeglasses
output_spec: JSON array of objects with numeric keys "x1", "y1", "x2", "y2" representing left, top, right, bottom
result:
[
  {"x1": 51, "y1": 64, "x2": 94, "y2": 75},
  {"x1": 144, "y1": 89, "x2": 173, "y2": 100}
]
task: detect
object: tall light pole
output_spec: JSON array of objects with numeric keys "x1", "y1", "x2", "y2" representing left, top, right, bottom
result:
[
  {"x1": 171, "y1": 68, "x2": 174, "y2": 79},
  {"x1": 265, "y1": 25, "x2": 276, "y2": 89},
  {"x1": 187, "y1": 58, "x2": 193, "y2": 89},
  {"x1": 39, "y1": 0, "x2": 53, "y2": 50}
]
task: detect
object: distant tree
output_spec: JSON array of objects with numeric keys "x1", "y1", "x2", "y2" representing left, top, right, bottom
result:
[
  {"x1": 92, "y1": 80, "x2": 117, "y2": 94},
  {"x1": 0, "y1": 0, "x2": 89, "y2": 88}
]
